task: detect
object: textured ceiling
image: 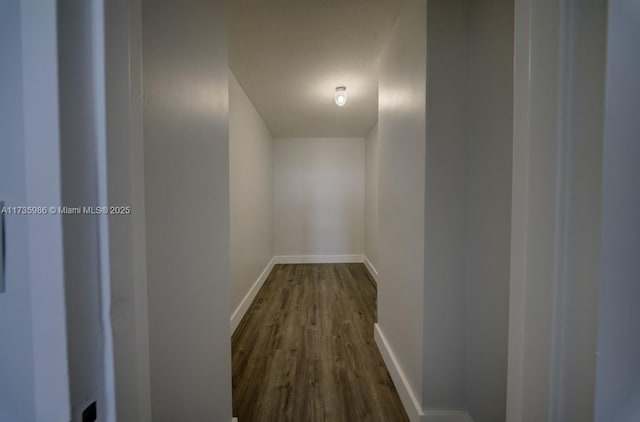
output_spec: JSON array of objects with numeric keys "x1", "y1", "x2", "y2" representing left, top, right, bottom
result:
[{"x1": 229, "y1": 0, "x2": 404, "y2": 137}]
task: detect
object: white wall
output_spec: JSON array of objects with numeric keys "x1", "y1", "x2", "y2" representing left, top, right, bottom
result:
[
  {"x1": 104, "y1": 0, "x2": 152, "y2": 420},
  {"x1": 229, "y1": 71, "x2": 273, "y2": 312},
  {"x1": 57, "y1": 0, "x2": 110, "y2": 419},
  {"x1": 507, "y1": 1, "x2": 561, "y2": 419},
  {"x1": 595, "y1": 2, "x2": 640, "y2": 421},
  {"x1": 0, "y1": 1, "x2": 71, "y2": 420},
  {"x1": 364, "y1": 123, "x2": 379, "y2": 272},
  {"x1": 376, "y1": 0, "x2": 426, "y2": 416},
  {"x1": 0, "y1": 2, "x2": 37, "y2": 419},
  {"x1": 550, "y1": 2, "x2": 606, "y2": 421},
  {"x1": 142, "y1": 0, "x2": 232, "y2": 420},
  {"x1": 373, "y1": 2, "x2": 513, "y2": 420},
  {"x1": 507, "y1": 1, "x2": 607, "y2": 421},
  {"x1": 273, "y1": 137, "x2": 365, "y2": 257}
]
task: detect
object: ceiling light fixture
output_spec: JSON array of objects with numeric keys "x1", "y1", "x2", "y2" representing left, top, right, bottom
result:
[{"x1": 335, "y1": 86, "x2": 347, "y2": 107}]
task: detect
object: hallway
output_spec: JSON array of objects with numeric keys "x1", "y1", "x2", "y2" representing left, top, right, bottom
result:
[
  {"x1": 232, "y1": 264, "x2": 408, "y2": 422},
  {"x1": 4, "y1": 1, "x2": 636, "y2": 421}
]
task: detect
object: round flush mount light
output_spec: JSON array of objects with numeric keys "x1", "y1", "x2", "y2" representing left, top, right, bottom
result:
[{"x1": 335, "y1": 86, "x2": 347, "y2": 107}]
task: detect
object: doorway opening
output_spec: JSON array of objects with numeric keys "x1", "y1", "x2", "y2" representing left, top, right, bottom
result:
[{"x1": 227, "y1": 1, "x2": 406, "y2": 420}]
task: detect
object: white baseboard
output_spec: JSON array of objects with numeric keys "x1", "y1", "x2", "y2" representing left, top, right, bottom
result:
[
  {"x1": 273, "y1": 254, "x2": 364, "y2": 264},
  {"x1": 374, "y1": 323, "x2": 424, "y2": 422},
  {"x1": 374, "y1": 324, "x2": 473, "y2": 422},
  {"x1": 232, "y1": 418, "x2": 238, "y2": 422},
  {"x1": 363, "y1": 256, "x2": 379, "y2": 284},
  {"x1": 231, "y1": 257, "x2": 275, "y2": 334}
]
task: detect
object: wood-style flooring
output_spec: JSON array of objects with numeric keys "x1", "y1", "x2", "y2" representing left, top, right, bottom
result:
[{"x1": 232, "y1": 263, "x2": 409, "y2": 422}]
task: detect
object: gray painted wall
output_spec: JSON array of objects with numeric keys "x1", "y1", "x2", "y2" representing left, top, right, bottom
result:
[
  {"x1": 464, "y1": 0, "x2": 513, "y2": 420},
  {"x1": 595, "y1": 2, "x2": 640, "y2": 421},
  {"x1": 142, "y1": 1, "x2": 232, "y2": 420},
  {"x1": 422, "y1": 2, "x2": 513, "y2": 419},
  {"x1": 423, "y1": 0, "x2": 470, "y2": 409}
]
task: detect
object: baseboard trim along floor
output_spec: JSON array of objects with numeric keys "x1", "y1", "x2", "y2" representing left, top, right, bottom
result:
[
  {"x1": 374, "y1": 323, "x2": 474, "y2": 422},
  {"x1": 374, "y1": 323, "x2": 424, "y2": 422},
  {"x1": 231, "y1": 257, "x2": 276, "y2": 334},
  {"x1": 363, "y1": 255, "x2": 379, "y2": 284},
  {"x1": 273, "y1": 254, "x2": 364, "y2": 264}
]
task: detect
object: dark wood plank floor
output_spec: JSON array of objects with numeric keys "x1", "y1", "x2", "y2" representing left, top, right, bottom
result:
[{"x1": 232, "y1": 263, "x2": 409, "y2": 422}]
